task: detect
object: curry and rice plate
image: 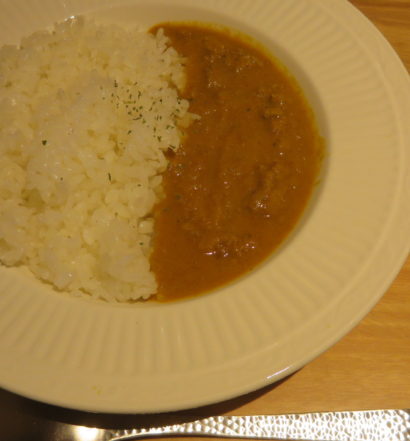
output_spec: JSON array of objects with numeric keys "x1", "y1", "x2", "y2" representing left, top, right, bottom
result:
[{"x1": 0, "y1": 18, "x2": 323, "y2": 302}]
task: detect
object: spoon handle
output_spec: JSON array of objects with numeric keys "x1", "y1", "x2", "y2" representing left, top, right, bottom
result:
[{"x1": 107, "y1": 409, "x2": 410, "y2": 441}]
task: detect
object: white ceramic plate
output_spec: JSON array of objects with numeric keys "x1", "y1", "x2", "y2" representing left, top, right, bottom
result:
[{"x1": 0, "y1": 0, "x2": 409, "y2": 413}]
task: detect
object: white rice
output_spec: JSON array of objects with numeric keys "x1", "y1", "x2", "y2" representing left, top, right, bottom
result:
[{"x1": 0, "y1": 17, "x2": 191, "y2": 301}]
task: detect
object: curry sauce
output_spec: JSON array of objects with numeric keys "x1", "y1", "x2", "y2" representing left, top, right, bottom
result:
[{"x1": 150, "y1": 24, "x2": 323, "y2": 301}]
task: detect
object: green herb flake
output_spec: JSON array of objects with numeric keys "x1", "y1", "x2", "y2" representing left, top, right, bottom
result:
[{"x1": 41, "y1": 140, "x2": 47, "y2": 146}]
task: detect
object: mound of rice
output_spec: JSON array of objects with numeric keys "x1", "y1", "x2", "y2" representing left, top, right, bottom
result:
[{"x1": 0, "y1": 17, "x2": 191, "y2": 301}]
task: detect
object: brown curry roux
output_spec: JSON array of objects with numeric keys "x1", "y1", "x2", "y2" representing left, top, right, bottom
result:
[{"x1": 150, "y1": 24, "x2": 323, "y2": 301}]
